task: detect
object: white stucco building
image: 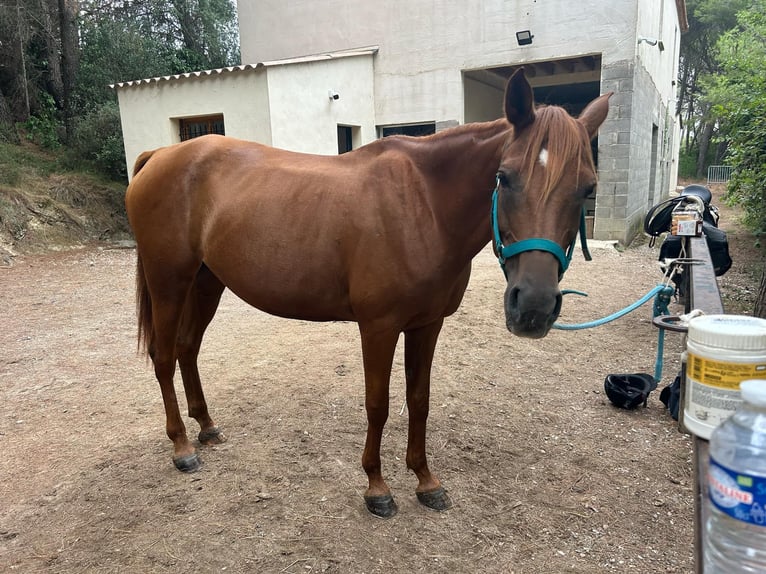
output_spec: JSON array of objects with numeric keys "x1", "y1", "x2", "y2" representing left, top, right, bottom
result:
[{"x1": 114, "y1": 0, "x2": 688, "y2": 243}]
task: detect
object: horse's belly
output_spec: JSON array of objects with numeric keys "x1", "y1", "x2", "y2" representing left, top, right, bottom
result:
[{"x1": 206, "y1": 257, "x2": 355, "y2": 322}]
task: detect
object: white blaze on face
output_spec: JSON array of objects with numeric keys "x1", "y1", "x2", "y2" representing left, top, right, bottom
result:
[{"x1": 538, "y1": 148, "x2": 549, "y2": 168}]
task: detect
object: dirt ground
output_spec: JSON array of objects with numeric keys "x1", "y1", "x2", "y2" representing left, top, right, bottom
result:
[{"x1": 0, "y1": 186, "x2": 760, "y2": 573}]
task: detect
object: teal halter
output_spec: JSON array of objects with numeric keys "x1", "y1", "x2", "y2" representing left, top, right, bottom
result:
[{"x1": 490, "y1": 175, "x2": 592, "y2": 279}]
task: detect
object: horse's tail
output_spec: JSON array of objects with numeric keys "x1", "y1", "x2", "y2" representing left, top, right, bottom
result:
[
  {"x1": 132, "y1": 149, "x2": 156, "y2": 178},
  {"x1": 131, "y1": 149, "x2": 157, "y2": 357},
  {"x1": 135, "y1": 253, "x2": 154, "y2": 357}
]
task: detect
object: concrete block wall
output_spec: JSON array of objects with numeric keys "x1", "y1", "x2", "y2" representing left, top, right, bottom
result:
[
  {"x1": 595, "y1": 60, "x2": 634, "y2": 243},
  {"x1": 629, "y1": 64, "x2": 667, "y2": 241},
  {"x1": 595, "y1": 59, "x2": 671, "y2": 245}
]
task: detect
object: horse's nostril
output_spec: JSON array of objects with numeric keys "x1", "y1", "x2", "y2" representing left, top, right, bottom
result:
[
  {"x1": 508, "y1": 286, "x2": 520, "y2": 309},
  {"x1": 553, "y1": 292, "x2": 563, "y2": 317}
]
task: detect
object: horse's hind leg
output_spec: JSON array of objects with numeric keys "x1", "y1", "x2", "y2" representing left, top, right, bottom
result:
[
  {"x1": 145, "y1": 273, "x2": 202, "y2": 472},
  {"x1": 404, "y1": 319, "x2": 452, "y2": 511},
  {"x1": 177, "y1": 264, "x2": 227, "y2": 447}
]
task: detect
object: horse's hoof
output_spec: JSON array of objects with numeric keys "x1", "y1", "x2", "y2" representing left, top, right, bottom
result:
[
  {"x1": 416, "y1": 486, "x2": 452, "y2": 512},
  {"x1": 198, "y1": 427, "x2": 227, "y2": 445},
  {"x1": 173, "y1": 453, "x2": 202, "y2": 472},
  {"x1": 364, "y1": 494, "x2": 398, "y2": 518}
]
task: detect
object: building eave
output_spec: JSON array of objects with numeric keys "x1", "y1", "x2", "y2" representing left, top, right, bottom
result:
[{"x1": 110, "y1": 46, "x2": 380, "y2": 89}]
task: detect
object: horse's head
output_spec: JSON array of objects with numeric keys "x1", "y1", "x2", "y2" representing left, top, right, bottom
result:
[{"x1": 493, "y1": 69, "x2": 611, "y2": 338}]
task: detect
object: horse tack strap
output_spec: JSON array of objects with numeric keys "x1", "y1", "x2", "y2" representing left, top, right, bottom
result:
[
  {"x1": 578, "y1": 210, "x2": 593, "y2": 262},
  {"x1": 499, "y1": 238, "x2": 569, "y2": 274},
  {"x1": 491, "y1": 181, "x2": 588, "y2": 279}
]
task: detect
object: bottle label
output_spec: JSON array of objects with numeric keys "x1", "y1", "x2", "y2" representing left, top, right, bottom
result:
[
  {"x1": 708, "y1": 457, "x2": 766, "y2": 526},
  {"x1": 687, "y1": 353, "x2": 766, "y2": 390}
]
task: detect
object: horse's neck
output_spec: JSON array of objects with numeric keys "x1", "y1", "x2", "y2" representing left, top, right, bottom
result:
[{"x1": 413, "y1": 120, "x2": 511, "y2": 259}]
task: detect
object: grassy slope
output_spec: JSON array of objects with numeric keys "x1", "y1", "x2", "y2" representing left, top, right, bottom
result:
[{"x1": 0, "y1": 141, "x2": 130, "y2": 263}]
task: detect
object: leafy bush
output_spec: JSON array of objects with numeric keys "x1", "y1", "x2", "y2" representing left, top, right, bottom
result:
[
  {"x1": 677, "y1": 149, "x2": 699, "y2": 179},
  {"x1": 69, "y1": 102, "x2": 127, "y2": 181},
  {"x1": 24, "y1": 93, "x2": 62, "y2": 149}
]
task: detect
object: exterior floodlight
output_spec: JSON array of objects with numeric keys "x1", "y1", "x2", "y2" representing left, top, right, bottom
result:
[
  {"x1": 638, "y1": 36, "x2": 665, "y2": 51},
  {"x1": 516, "y1": 30, "x2": 533, "y2": 46}
]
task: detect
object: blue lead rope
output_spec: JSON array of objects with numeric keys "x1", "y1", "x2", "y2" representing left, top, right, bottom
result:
[
  {"x1": 554, "y1": 284, "x2": 675, "y2": 383},
  {"x1": 490, "y1": 173, "x2": 675, "y2": 382},
  {"x1": 553, "y1": 284, "x2": 672, "y2": 330}
]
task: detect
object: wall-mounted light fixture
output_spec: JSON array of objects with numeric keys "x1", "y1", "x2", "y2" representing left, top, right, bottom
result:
[
  {"x1": 638, "y1": 36, "x2": 665, "y2": 51},
  {"x1": 516, "y1": 30, "x2": 534, "y2": 46}
]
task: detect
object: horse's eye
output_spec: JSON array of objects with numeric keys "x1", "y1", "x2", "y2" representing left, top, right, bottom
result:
[
  {"x1": 583, "y1": 184, "x2": 596, "y2": 199},
  {"x1": 496, "y1": 171, "x2": 510, "y2": 188}
]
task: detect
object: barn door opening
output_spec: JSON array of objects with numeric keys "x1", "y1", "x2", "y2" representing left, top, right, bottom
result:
[{"x1": 463, "y1": 55, "x2": 603, "y2": 236}]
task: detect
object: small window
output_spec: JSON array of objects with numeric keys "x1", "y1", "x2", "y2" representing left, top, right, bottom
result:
[
  {"x1": 380, "y1": 123, "x2": 436, "y2": 138},
  {"x1": 179, "y1": 114, "x2": 225, "y2": 141}
]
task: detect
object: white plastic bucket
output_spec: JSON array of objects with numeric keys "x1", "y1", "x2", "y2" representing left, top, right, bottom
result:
[{"x1": 684, "y1": 314, "x2": 766, "y2": 439}]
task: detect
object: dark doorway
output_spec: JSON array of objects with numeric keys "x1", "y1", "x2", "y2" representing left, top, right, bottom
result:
[{"x1": 338, "y1": 125, "x2": 353, "y2": 154}]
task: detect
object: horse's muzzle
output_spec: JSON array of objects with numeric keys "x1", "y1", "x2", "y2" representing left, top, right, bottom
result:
[{"x1": 504, "y1": 283, "x2": 562, "y2": 339}]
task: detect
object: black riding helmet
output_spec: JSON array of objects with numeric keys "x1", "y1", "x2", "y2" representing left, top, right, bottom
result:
[{"x1": 604, "y1": 373, "x2": 658, "y2": 409}]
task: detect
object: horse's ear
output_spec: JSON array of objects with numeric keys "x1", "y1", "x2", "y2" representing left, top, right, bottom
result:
[
  {"x1": 578, "y1": 92, "x2": 613, "y2": 140},
  {"x1": 504, "y1": 68, "x2": 535, "y2": 130}
]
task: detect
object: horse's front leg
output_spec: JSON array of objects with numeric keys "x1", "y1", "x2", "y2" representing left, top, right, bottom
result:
[
  {"x1": 358, "y1": 325, "x2": 400, "y2": 518},
  {"x1": 404, "y1": 318, "x2": 452, "y2": 511}
]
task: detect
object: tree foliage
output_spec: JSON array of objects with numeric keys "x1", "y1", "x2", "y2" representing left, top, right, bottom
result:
[
  {"x1": 703, "y1": 1, "x2": 766, "y2": 237},
  {"x1": 677, "y1": 0, "x2": 749, "y2": 178},
  {"x1": 698, "y1": 0, "x2": 766, "y2": 317},
  {"x1": 0, "y1": 0, "x2": 239, "y2": 177}
]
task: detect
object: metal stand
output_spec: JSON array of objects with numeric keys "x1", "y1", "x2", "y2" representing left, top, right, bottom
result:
[{"x1": 685, "y1": 236, "x2": 724, "y2": 574}]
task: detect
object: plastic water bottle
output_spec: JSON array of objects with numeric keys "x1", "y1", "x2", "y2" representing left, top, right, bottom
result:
[{"x1": 705, "y1": 379, "x2": 766, "y2": 573}]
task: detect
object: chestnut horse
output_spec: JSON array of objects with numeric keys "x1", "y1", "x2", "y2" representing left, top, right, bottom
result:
[{"x1": 126, "y1": 69, "x2": 611, "y2": 518}]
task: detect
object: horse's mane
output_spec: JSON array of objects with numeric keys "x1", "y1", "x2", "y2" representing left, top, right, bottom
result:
[
  {"x1": 516, "y1": 105, "x2": 595, "y2": 200},
  {"x1": 369, "y1": 119, "x2": 510, "y2": 166},
  {"x1": 377, "y1": 118, "x2": 510, "y2": 148},
  {"x1": 362, "y1": 109, "x2": 593, "y2": 200},
  {"x1": 423, "y1": 118, "x2": 510, "y2": 140}
]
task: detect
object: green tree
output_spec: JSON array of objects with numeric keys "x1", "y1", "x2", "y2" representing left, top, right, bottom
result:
[
  {"x1": 677, "y1": 0, "x2": 748, "y2": 178},
  {"x1": 703, "y1": 1, "x2": 766, "y2": 316},
  {"x1": 70, "y1": 0, "x2": 239, "y2": 178},
  {"x1": 58, "y1": 0, "x2": 79, "y2": 143},
  {"x1": 0, "y1": 0, "x2": 239, "y2": 172},
  {"x1": 0, "y1": 0, "x2": 68, "y2": 142}
]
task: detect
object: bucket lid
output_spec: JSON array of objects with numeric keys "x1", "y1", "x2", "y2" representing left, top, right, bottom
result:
[
  {"x1": 741, "y1": 380, "x2": 766, "y2": 407},
  {"x1": 688, "y1": 314, "x2": 766, "y2": 350}
]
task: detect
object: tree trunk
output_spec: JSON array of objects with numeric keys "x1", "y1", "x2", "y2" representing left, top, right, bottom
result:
[
  {"x1": 696, "y1": 115, "x2": 714, "y2": 180},
  {"x1": 1, "y1": 0, "x2": 32, "y2": 122},
  {"x1": 0, "y1": 87, "x2": 20, "y2": 143},
  {"x1": 755, "y1": 268, "x2": 766, "y2": 319},
  {"x1": 173, "y1": 1, "x2": 205, "y2": 56},
  {"x1": 714, "y1": 140, "x2": 729, "y2": 165},
  {"x1": 57, "y1": 0, "x2": 79, "y2": 142},
  {"x1": 40, "y1": 0, "x2": 64, "y2": 110}
]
